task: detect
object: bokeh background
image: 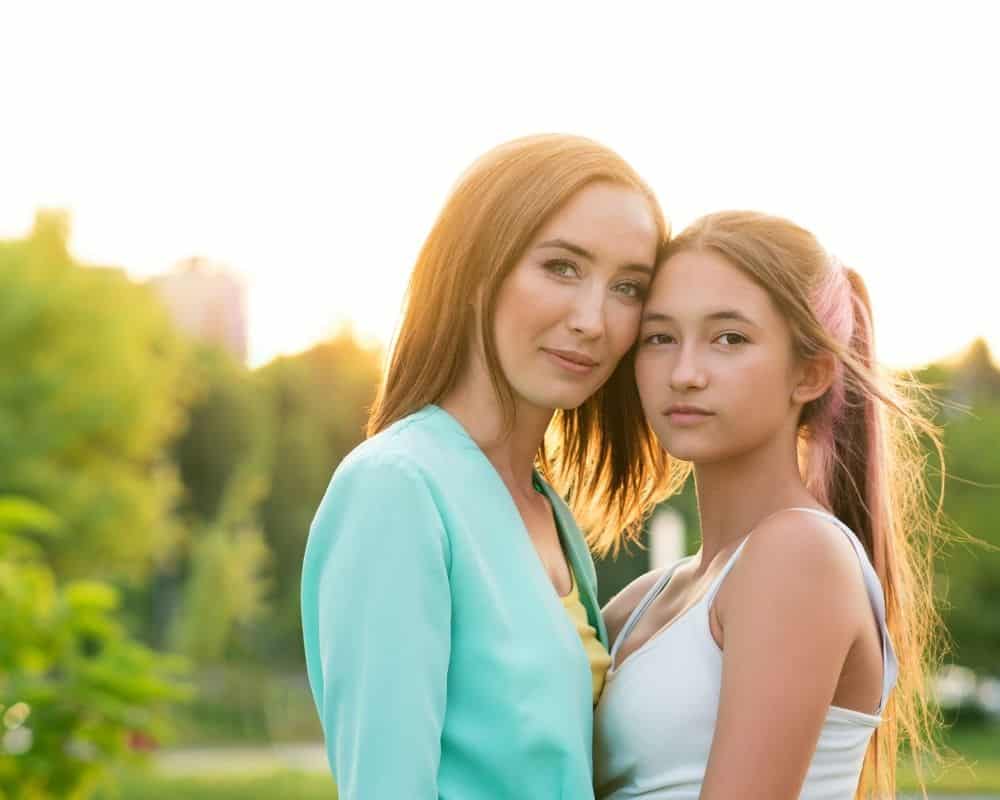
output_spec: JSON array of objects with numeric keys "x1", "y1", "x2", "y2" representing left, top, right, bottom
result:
[{"x1": 1, "y1": 2, "x2": 998, "y2": 798}]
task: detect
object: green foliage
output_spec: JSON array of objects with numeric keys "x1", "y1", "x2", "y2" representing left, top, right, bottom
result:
[
  {"x1": 172, "y1": 347, "x2": 272, "y2": 524},
  {"x1": 0, "y1": 497, "x2": 60, "y2": 563},
  {"x1": 921, "y1": 342, "x2": 1000, "y2": 672},
  {"x1": 251, "y1": 334, "x2": 382, "y2": 664},
  {"x1": 135, "y1": 343, "x2": 273, "y2": 658},
  {"x1": 167, "y1": 470, "x2": 272, "y2": 664},
  {"x1": 0, "y1": 211, "x2": 191, "y2": 582},
  {"x1": 0, "y1": 496, "x2": 192, "y2": 800}
]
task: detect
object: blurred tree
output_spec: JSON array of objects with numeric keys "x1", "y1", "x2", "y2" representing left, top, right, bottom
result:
[
  {"x1": 252, "y1": 333, "x2": 382, "y2": 664},
  {"x1": 0, "y1": 211, "x2": 191, "y2": 583},
  {"x1": 172, "y1": 346, "x2": 270, "y2": 523},
  {"x1": 139, "y1": 344, "x2": 273, "y2": 649},
  {"x1": 920, "y1": 340, "x2": 1000, "y2": 673},
  {"x1": 167, "y1": 466, "x2": 272, "y2": 664}
]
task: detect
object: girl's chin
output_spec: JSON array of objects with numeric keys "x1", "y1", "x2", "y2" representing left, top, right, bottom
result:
[{"x1": 656, "y1": 436, "x2": 722, "y2": 464}]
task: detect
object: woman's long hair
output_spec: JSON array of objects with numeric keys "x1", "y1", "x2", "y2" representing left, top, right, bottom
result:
[
  {"x1": 657, "y1": 211, "x2": 945, "y2": 799},
  {"x1": 367, "y1": 134, "x2": 683, "y2": 544}
]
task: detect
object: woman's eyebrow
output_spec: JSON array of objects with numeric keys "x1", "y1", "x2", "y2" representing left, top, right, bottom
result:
[
  {"x1": 536, "y1": 238, "x2": 593, "y2": 259},
  {"x1": 536, "y1": 238, "x2": 654, "y2": 275}
]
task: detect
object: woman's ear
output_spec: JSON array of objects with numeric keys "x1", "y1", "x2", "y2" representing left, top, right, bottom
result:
[{"x1": 792, "y1": 352, "x2": 836, "y2": 406}]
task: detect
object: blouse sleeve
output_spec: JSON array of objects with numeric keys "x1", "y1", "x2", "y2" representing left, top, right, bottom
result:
[{"x1": 301, "y1": 450, "x2": 452, "y2": 799}]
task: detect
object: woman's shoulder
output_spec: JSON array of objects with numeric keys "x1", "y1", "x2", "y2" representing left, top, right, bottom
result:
[
  {"x1": 333, "y1": 405, "x2": 468, "y2": 486},
  {"x1": 342, "y1": 405, "x2": 482, "y2": 474},
  {"x1": 306, "y1": 417, "x2": 455, "y2": 569}
]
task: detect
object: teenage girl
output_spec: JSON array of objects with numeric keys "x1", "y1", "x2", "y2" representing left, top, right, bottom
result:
[{"x1": 595, "y1": 211, "x2": 941, "y2": 799}]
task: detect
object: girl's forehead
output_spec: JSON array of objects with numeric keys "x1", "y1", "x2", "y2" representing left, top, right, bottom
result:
[{"x1": 649, "y1": 250, "x2": 775, "y2": 316}]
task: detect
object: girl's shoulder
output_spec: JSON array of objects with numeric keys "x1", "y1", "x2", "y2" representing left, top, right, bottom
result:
[
  {"x1": 738, "y1": 509, "x2": 863, "y2": 584},
  {"x1": 601, "y1": 567, "x2": 670, "y2": 649},
  {"x1": 718, "y1": 509, "x2": 872, "y2": 627}
]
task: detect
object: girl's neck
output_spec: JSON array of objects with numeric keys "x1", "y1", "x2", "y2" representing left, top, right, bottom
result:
[
  {"x1": 439, "y1": 360, "x2": 551, "y2": 498},
  {"x1": 691, "y1": 432, "x2": 822, "y2": 571}
]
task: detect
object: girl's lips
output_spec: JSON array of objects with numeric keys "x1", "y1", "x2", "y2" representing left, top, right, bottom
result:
[
  {"x1": 666, "y1": 411, "x2": 714, "y2": 426},
  {"x1": 664, "y1": 406, "x2": 715, "y2": 427}
]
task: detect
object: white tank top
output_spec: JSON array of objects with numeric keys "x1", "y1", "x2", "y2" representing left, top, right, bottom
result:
[{"x1": 594, "y1": 508, "x2": 899, "y2": 800}]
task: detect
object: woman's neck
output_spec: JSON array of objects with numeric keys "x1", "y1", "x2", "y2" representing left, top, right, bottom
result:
[
  {"x1": 691, "y1": 432, "x2": 821, "y2": 571},
  {"x1": 439, "y1": 362, "x2": 552, "y2": 498}
]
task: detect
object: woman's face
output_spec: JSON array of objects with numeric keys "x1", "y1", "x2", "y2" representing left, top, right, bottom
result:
[
  {"x1": 491, "y1": 181, "x2": 659, "y2": 412},
  {"x1": 635, "y1": 248, "x2": 805, "y2": 464}
]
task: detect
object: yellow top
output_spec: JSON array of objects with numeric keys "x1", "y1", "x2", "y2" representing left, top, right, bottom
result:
[{"x1": 561, "y1": 569, "x2": 612, "y2": 706}]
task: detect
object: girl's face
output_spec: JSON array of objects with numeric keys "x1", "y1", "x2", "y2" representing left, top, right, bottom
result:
[
  {"x1": 491, "y1": 181, "x2": 659, "y2": 412},
  {"x1": 635, "y1": 248, "x2": 807, "y2": 465}
]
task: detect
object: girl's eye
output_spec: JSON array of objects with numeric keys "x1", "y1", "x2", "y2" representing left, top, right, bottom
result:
[
  {"x1": 716, "y1": 332, "x2": 748, "y2": 346},
  {"x1": 643, "y1": 333, "x2": 675, "y2": 346},
  {"x1": 614, "y1": 281, "x2": 647, "y2": 300},
  {"x1": 544, "y1": 259, "x2": 579, "y2": 278}
]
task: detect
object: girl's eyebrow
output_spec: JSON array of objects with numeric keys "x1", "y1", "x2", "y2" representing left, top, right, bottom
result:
[{"x1": 642, "y1": 309, "x2": 760, "y2": 327}]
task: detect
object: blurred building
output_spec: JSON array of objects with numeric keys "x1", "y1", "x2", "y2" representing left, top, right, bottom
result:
[
  {"x1": 149, "y1": 258, "x2": 249, "y2": 363},
  {"x1": 648, "y1": 507, "x2": 686, "y2": 571}
]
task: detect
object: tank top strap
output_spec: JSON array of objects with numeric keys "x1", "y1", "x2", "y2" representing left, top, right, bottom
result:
[
  {"x1": 703, "y1": 534, "x2": 754, "y2": 608},
  {"x1": 610, "y1": 558, "x2": 689, "y2": 665}
]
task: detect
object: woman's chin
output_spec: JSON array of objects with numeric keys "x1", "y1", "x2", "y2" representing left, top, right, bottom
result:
[{"x1": 520, "y1": 387, "x2": 593, "y2": 413}]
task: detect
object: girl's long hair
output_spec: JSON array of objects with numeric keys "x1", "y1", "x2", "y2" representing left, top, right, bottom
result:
[
  {"x1": 367, "y1": 134, "x2": 683, "y2": 544},
  {"x1": 658, "y1": 211, "x2": 945, "y2": 799}
]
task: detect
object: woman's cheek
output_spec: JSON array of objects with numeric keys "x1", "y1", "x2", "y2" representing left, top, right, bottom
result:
[
  {"x1": 608, "y1": 304, "x2": 643, "y2": 357},
  {"x1": 633, "y1": 350, "x2": 657, "y2": 401}
]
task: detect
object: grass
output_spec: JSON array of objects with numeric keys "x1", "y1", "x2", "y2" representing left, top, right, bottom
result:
[
  {"x1": 95, "y1": 763, "x2": 1000, "y2": 800},
  {"x1": 897, "y1": 723, "x2": 1000, "y2": 794},
  {"x1": 167, "y1": 667, "x2": 323, "y2": 746},
  {"x1": 95, "y1": 770, "x2": 337, "y2": 800},
  {"x1": 94, "y1": 722, "x2": 998, "y2": 799}
]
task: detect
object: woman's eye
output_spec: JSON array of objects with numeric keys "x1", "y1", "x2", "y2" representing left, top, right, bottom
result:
[
  {"x1": 716, "y1": 332, "x2": 748, "y2": 346},
  {"x1": 614, "y1": 281, "x2": 647, "y2": 300},
  {"x1": 544, "y1": 259, "x2": 579, "y2": 278}
]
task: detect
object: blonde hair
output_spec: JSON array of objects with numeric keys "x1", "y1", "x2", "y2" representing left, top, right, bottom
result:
[
  {"x1": 656, "y1": 210, "x2": 945, "y2": 799},
  {"x1": 367, "y1": 134, "x2": 681, "y2": 538}
]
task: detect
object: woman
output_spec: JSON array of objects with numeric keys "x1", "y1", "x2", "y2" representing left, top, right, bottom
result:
[
  {"x1": 300, "y1": 134, "x2": 672, "y2": 799},
  {"x1": 595, "y1": 211, "x2": 942, "y2": 799}
]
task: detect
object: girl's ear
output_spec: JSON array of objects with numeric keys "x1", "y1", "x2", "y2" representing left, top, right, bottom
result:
[{"x1": 792, "y1": 352, "x2": 837, "y2": 406}]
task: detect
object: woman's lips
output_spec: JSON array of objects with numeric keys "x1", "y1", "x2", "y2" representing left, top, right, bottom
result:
[{"x1": 542, "y1": 348, "x2": 599, "y2": 375}]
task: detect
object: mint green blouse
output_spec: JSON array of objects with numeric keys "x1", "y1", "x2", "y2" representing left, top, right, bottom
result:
[{"x1": 301, "y1": 405, "x2": 608, "y2": 799}]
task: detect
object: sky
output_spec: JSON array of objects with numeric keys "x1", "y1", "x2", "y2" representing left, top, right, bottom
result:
[{"x1": 1, "y1": 1, "x2": 997, "y2": 369}]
